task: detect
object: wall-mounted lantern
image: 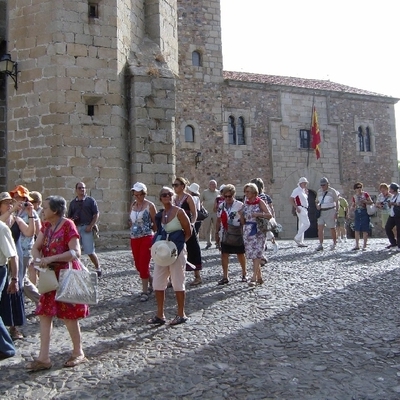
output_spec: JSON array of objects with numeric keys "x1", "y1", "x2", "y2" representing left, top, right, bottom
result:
[{"x1": 0, "y1": 54, "x2": 18, "y2": 90}]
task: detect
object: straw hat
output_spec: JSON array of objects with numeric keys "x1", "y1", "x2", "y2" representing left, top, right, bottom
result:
[{"x1": 151, "y1": 240, "x2": 178, "y2": 266}]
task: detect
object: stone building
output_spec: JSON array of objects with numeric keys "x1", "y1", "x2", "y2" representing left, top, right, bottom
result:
[{"x1": 1, "y1": 0, "x2": 398, "y2": 243}]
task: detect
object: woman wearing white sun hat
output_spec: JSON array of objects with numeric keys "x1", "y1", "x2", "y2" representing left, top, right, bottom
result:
[{"x1": 147, "y1": 186, "x2": 192, "y2": 326}]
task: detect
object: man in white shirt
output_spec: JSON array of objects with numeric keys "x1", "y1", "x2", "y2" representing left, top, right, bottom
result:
[
  {"x1": 0, "y1": 220, "x2": 19, "y2": 360},
  {"x1": 290, "y1": 177, "x2": 310, "y2": 247},
  {"x1": 315, "y1": 177, "x2": 339, "y2": 251}
]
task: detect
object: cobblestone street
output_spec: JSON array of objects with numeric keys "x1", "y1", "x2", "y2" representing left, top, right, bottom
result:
[{"x1": 1, "y1": 238, "x2": 400, "y2": 399}]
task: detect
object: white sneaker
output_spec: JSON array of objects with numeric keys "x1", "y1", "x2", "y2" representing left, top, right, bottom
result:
[
  {"x1": 316, "y1": 244, "x2": 323, "y2": 251},
  {"x1": 344, "y1": 237, "x2": 348, "y2": 242},
  {"x1": 337, "y1": 238, "x2": 342, "y2": 243},
  {"x1": 272, "y1": 243, "x2": 279, "y2": 253},
  {"x1": 330, "y1": 243, "x2": 336, "y2": 250}
]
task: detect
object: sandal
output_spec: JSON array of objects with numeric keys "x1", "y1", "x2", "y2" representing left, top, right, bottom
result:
[
  {"x1": 147, "y1": 316, "x2": 166, "y2": 325},
  {"x1": 189, "y1": 277, "x2": 202, "y2": 286},
  {"x1": 257, "y1": 278, "x2": 264, "y2": 285},
  {"x1": 10, "y1": 327, "x2": 24, "y2": 340},
  {"x1": 217, "y1": 278, "x2": 229, "y2": 285},
  {"x1": 248, "y1": 280, "x2": 257, "y2": 287},
  {"x1": 63, "y1": 354, "x2": 88, "y2": 368},
  {"x1": 351, "y1": 247, "x2": 360, "y2": 251},
  {"x1": 139, "y1": 292, "x2": 149, "y2": 302},
  {"x1": 240, "y1": 275, "x2": 248, "y2": 282},
  {"x1": 260, "y1": 258, "x2": 267, "y2": 266},
  {"x1": 95, "y1": 269, "x2": 102, "y2": 278},
  {"x1": 169, "y1": 315, "x2": 187, "y2": 326},
  {"x1": 26, "y1": 359, "x2": 52, "y2": 372}
]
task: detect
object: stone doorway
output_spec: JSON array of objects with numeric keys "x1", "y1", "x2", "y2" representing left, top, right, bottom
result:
[{"x1": 305, "y1": 190, "x2": 318, "y2": 238}]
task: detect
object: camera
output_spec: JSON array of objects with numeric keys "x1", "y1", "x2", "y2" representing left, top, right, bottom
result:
[{"x1": 24, "y1": 202, "x2": 29, "y2": 207}]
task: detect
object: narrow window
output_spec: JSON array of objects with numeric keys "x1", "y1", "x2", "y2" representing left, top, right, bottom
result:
[
  {"x1": 88, "y1": 105, "x2": 95, "y2": 116},
  {"x1": 237, "y1": 117, "x2": 245, "y2": 145},
  {"x1": 365, "y1": 126, "x2": 371, "y2": 152},
  {"x1": 358, "y1": 126, "x2": 364, "y2": 152},
  {"x1": 192, "y1": 51, "x2": 201, "y2": 67},
  {"x1": 299, "y1": 129, "x2": 310, "y2": 149},
  {"x1": 228, "y1": 116, "x2": 236, "y2": 144},
  {"x1": 88, "y1": 3, "x2": 98, "y2": 18},
  {"x1": 185, "y1": 125, "x2": 194, "y2": 142}
]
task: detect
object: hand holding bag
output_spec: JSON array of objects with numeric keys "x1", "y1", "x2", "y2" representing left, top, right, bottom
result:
[
  {"x1": 256, "y1": 216, "x2": 277, "y2": 233},
  {"x1": 55, "y1": 259, "x2": 98, "y2": 305},
  {"x1": 196, "y1": 205, "x2": 209, "y2": 221},
  {"x1": 36, "y1": 266, "x2": 59, "y2": 294}
]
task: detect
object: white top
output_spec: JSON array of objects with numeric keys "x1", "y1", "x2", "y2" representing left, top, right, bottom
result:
[
  {"x1": 0, "y1": 221, "x2": 17, "y2": 266},
  {"x1": 290, "y1": 186, "x2": 308, "y2": 207}
]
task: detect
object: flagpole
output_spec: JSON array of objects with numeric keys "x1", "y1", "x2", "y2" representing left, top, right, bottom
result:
[{"x1": 307, "y1": 96, "x2": 315, "y2": 167}]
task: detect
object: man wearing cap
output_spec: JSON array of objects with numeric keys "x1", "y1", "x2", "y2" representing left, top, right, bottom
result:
[
  {"x1": 200, "y1": 180, "x2": 219, "y2": 249},
  {"x1": 315, "y1": 177, "x2": 339, "y2": 251},
  {"x1": 384, "y1": 183, "x2": 400, "y2": 250},
  {"x1": 67, "y1": 182, "x2": 101, "y2": 276},
  {"x1": 290, "y1": 177, "x2": 310, "y2": 247},
  {"x1": 0, "y1": 220, "x2": 19, "y2": 360}
]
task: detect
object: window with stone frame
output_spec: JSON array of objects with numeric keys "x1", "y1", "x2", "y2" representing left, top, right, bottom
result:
[
  {"x1": 237, "y1": 117, "x2": 246, "y2": 145},
  {"x1": 192, "y1": 51, "x2": 201, "y2": 67},
  {"x1": 358, "y1": 126, "x2": 371, "y2": 152},
  {"x1": 228, "y1": 116, "x2": 236, "y2": 144},
  {"x1": 299, "y1": 129, "x2": 311, "y2": 149},
  {"x1": 88, "y1": 2, "x2": 99, "y2": 18},
  {"x1": 185, "y1": 125, "x2": 195, "y2": 142}
]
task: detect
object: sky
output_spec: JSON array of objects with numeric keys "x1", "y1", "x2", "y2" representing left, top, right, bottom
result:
[{"x1": 220, "y1": 0, "x2": 400, "y2": 155}]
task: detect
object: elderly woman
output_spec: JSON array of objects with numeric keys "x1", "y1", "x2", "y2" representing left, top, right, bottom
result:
[
  {"x1": 0, "y1": 192, "x2": 35, "y2": 340},
  {"x1": 129, "y1": 182, "x2": 157, "y2": 302},
  {"x1": 27, "y1": 196, "x2": 89, "y2": 371},
  {"x1": 215, "y1": 184, "x2": 247, "y2": 284},
  {"x1": 147, "y1": 187, "x2": 192, "y2": 326},
  {"x1": 241, "y1": 183, "x2": 272, "y2": 287},
  {"x1": 375, "y1": 183, "x2": 391, "y2": 230},
  {"x1": 349, "y1": 182, "x2": 373, "y2": 251},
  {"x1": 173, "y1": 177, "x2": 202, "y2": 286}
]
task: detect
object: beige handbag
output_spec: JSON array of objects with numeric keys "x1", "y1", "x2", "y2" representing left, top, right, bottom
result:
[{"x1": 37, "y1": 267, "x2": 59, "y2": 294}]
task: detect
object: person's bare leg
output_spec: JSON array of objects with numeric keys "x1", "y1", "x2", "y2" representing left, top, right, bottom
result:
[
  {"x1": 175, "y1": 291, "x2": 186, "y2": 317},
  {"x1": 237, "y1": 253, "x2": 247, "y2": 277},
  {"x1": 221, "y1": 253, "x2": 229, "y2": 279}
]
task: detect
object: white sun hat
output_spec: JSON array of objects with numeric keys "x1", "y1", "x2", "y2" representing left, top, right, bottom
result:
[
  {"x1": 298, "y1": 177, "x2": 309, "y2": 184},
  {"x1": 187, "y1": 182, "x2": 200, "y2": 195},
  {"x1": 151, "y1": 240, "x2": 178, "y2": 266}
]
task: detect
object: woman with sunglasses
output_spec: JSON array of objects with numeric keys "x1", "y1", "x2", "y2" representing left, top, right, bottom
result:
[
  {"x1": 349, "y1": 182, "x2": 373, "y2": 251},
  {"x1": 147, "y1": 187, "x2": 192, "y2": 325},
  {"x1": 172, "y1": 177, "x2": 203, "y2": 286},
  {"x1": 129, "y1": 182, "x2": 157, "y2": 301},
  {"x1": 215, "y1": 184, "x2": 247, "y2": 284}
]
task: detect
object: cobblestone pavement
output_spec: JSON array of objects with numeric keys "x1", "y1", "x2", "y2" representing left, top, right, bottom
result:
[{"x1": 1, "y1": 238, "x2": 400, "y2": 400}]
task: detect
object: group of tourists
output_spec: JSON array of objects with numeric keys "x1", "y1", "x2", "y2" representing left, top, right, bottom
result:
[
  {"x1": 0, "y1": 183, "x2": 100, "y2": 371},
  {"x1": 291, "y1": 176, "x2": 400, "y2": 252}
]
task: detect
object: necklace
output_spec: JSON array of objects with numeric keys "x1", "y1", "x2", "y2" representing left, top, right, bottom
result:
[
  {"x1": 163, "y1": 207, "x2": 172, "y2": 222},
  {"x1": 45, "y1": 217, "x2": 63, "y2": 253},
  {"x1": 134, "y1": 201, "x2": 145, "y2": 219}
]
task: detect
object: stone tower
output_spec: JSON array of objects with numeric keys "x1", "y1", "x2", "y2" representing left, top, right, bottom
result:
[{"x1": 175, "y1": 0, "x2": 224, "y2": 179}]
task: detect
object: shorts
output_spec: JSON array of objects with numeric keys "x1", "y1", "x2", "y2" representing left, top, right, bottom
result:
[
  {"x1": 336, "y1": 217, "x2": 346, "y2": 228},
  {"x1": 77, "y1": 225, "x2": 95, "y2": 255},
  {"x1": 152, "y1": 248, "x2": 187, "y2": 291},
  {"x1": 318, "y1": 208, "x2": 337, "y2": 229}
]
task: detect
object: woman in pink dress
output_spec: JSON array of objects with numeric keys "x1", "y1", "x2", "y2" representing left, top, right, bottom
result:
[{"x1": 26, "y1": 195, "x2": 89, "y2": 372}]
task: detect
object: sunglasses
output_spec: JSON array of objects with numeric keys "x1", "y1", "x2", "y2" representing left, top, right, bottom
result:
[
  {"x1": 172, "y1": 183, "x2": 182, "y2": 187},
  {"x1": 160, "y1": 193, "x2": 172, "y2": 198},
  {"x1": 355, "y1": 186, "x2": 362, "y2": 189},
  {"x1": 320, "y1": 184, "x2": 327, "y2": 187},
  {"x1": 224, "y1": 195, "x2": 233, "y2": 198}
]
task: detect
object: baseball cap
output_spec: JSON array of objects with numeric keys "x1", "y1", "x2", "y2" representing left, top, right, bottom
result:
[{"x1": 320, "y1": 177, "x2": 329, "y2": 185}]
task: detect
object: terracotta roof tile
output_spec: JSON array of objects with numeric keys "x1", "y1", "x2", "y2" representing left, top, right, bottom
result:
[{"x1": 223, "y1": 70, "x2": 388, "y2": 98}]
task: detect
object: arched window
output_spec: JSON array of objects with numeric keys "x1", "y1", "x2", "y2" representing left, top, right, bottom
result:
[
  {"x1": 192, "y1": 51, "x2": 201, "y2": 67},
  {"x1": 358, "y1": 126, "x2": 364, "y2": 152},
  {"x1": 237, "y1": 117, "x2": 245, "y2": 145},
  {"x1": 228, "y1": 116, "x2": 236, "y2": 144},
  {"x1": 185, "y1": 125, "x2": 194, "y2": 142},
  {"x1": 365, "y1": 126, "x2": 371, "y2": 152}
]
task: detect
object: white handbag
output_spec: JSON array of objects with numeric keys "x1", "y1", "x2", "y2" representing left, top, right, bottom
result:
[
  {"x1": 367, "y1": 204, "x2": 377, "y2": 216},
  {"x1": 36, "y1": 268, "x2": 59, "y2": 294},
  {"x1": 55, "y1": 260, "x2": 98, "y2": 305}
]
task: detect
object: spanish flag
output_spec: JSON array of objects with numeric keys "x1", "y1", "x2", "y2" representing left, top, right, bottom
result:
[{"x1": 311, "y1": 106, "x2": 321, "y2": 159}]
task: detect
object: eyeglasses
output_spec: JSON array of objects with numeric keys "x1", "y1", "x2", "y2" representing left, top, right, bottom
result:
[
  {"x1": 224, "y1": 195, "x2": 233, "y2": 198},
  {"x1": 77, "y1": 187, "x2": 86, "y2": 189},
  {"x1": 172, "y1": 183, "x2": 181, "y2": 187},
  {"x1": 160, "y1": 193, "x2": 172, "y2": 198}
]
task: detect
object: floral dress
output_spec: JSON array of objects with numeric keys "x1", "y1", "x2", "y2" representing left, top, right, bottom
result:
[
  {"x1": 36, "y1": 219, "x2": 89, "y2": 319},
  {"x1": 242, "y1": 198, "x2": 267, "y2": 260}
]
